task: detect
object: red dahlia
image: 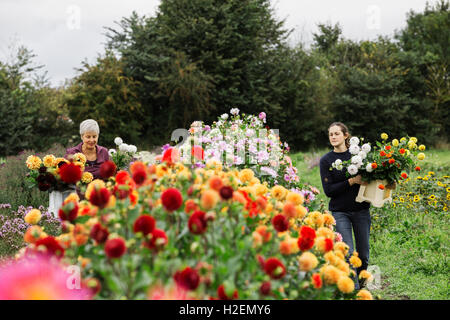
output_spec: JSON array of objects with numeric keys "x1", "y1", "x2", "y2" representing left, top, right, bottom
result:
[
  {"x1": 115, "y1": 170, "x2": 131, "y2": 184},
  {"x1": 59, "y1": 163, "x2": 82, "y2": 184},
  {"x1": 133, "y1": 215, "x2": 156, "y2": 236},
  {"x1": 162, "y1": 147, "x2": 180, "y2": 165},
  {"x1": 217, "y1": 284, "x2": 239, "y2": 300},
  {"x1": 99, "y1": 160, "x2": 117, "y2": 179},
  {"x1": 259, "y1": 281, "x2": 271, "y2": 296},
  {"x1": 188, "y1": 210, "x2": 208, "y2": 235},
  {"x1": 174, "y1": 267, "x2": 200, "y2": 291},
  {"x1": 105, "y1": 238, "x2": 126, "y2": 258},
  {"x1": 297, "y1": 236, "x2": 315, "y2": 251},
  {"x1": 89, "y1": 187, "x2": 111, "y2": 209},
  {"x1": 132, "y1": 169, "x2": 147, "y2": 186},
  {"x1": 145, "y1": 228, "x2": 168, "y2": 251},
  {"x1": 299, "y1": 226, "x2": 316, "y2": 240},
  {"x1": 272, "y1": 214, "x2": 289, "y2": 232},
  {"x1": 58, "y1": 201, "x2": 78, "y2": 222},
  {"x1": 161, "y1": 188, "x2": 183, "y2": 211},
  {"x1": 90, "y1": 223, "x2": 109, "y2": 244},
  {"x1": 263, "y1": 257, "x2": 286, "y2": 279},
  {"x1": 35, "y1": 236, "x2": 65, "y2": 258},
  {"x1": 219, "y1": 186, "x2": 234, "y2": 200},
  {"x1": 324, "y1": 238, "x2": 334, "y2": 252}
]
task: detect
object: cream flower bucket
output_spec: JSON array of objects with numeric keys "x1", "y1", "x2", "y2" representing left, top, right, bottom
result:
[{"x1": 355, "y1": 179, "x2": 393, "y2": 208}]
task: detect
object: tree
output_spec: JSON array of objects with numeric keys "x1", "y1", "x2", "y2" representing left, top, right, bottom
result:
[
  {"x1": 65, "y1": 51, "x2": 145, "y2": 148},
  {"x1": 312, "y1": 22, "x2": 342, "y2": 53},
  {"x1": 395, "y1": 0, "x2": 450, "y2": 141},
  {"x1": 330, "y1": 38, "x2": 437, "y2": 145},
  {"x1": 106, "y1": 0, "x2": 292, "y2": 146}
]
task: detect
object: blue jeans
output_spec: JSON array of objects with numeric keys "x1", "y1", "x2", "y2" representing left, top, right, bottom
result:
[{"x1": 332, "y1": 209, "x2": 371, "y2": 290}]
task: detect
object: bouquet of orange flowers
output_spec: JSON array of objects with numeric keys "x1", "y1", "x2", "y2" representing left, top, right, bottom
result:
[{"x1": 25, "y1": 153, "x2": 94, "y2": 192}]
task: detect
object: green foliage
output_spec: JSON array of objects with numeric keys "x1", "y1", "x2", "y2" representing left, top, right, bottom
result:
[
  {"x1": 0, "y1": 45, "x2": 74, "y2": 157},
  {"x1": 106, "y1": 0, "x2": 300, "y2": 147},
  {"x1": 328, "y1": 38, "x2": 437, "y2": 145},
  {"x1": 395, "y1": 0, "x2": 450, "y2": 141},
  {"x1": 312, "y1": 23, "x2": 342, "y2": 53},
  {"x1": 65, "y1": 51, "x2": 144, "y2": 148},
  {"x1": 0, "y1": 144, "x2": 66, "y2": 211}
]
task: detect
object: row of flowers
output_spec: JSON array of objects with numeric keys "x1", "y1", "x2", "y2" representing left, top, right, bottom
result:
[
  {"x1": 3, "y1": 157, "x2": 374, "y2": 300},
  {"x1": 159, "y1": 109, "x2": 317, "y2": 196},
  {"x1": 391, "y1": 171, "x2": 449, "y2": 213}
]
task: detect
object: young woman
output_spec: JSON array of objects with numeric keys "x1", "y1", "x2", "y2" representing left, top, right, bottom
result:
[{"x1": 319, "y1": 122, "x2": 370, "y2": 290}]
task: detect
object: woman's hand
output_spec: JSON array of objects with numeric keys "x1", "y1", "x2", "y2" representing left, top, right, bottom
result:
[
  {"x1": 386, "y1": 182, "x2": 397, "y2": 190},
  {"x1": 349, "y1": 175, "x2": 364, "y2": 186}
]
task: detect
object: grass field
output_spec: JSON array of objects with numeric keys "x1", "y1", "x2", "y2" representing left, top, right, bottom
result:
[{"x1": 291, "y1": 148, "x2": 450, "y2": 300}]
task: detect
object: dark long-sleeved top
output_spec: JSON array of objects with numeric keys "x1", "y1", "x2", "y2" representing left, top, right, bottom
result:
[
  {"x1": 319, "y1": 150, "x2": 370, "y2": 212},
  {"x1": 65, "y1": 142, "x2": 110, "y2": 180}
]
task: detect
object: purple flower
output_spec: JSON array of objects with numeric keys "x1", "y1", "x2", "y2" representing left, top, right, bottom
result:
[{"x1": 162, "y1": 144, "x2": 171, "y2": 152}]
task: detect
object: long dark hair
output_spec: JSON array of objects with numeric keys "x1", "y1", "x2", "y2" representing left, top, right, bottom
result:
[{"x1": 328, "y1": 122, "x2": 351, "y2": 148}]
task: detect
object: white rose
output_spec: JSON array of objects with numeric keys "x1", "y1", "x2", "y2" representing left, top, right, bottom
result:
[
  {"x1": 349, "y1": 137, "x2": 360, "y2": 146},
  {"x1": 108, "y1": 149, "x2": 117, "y2": 157},
  {"x1": 361, "y1": 143, "x2": 371, "y2": 153},
  {"x1": 221, "y1": 113, "x2": 229, "y2": 120},
  {"x1": 128, "y1": 145, "x2": 137, "y2": 154},
  {"x1": 349, "y1": 145, "x2": 360, "y2": 155},
  {"x1": 230, "y1": 108, "x2": 240, "y2": 116},
  {"x1": 335, "y1": 159, "x2": 342, "y2": 166},
  {"x1": 119, "y1": 143, "x2": 129, "y2": 152},
  {"x1": 347, "y1": 164, "x2": 358, "y2": 175},
  {"x1": 114, "y1": 137, "x2": 123, "y2": 146},
  {"x1": 351, "y1": 155, "x2": 362, "y2": 165},
  {"x1": 365, "y1": 163, "x2": 374, "y2": 172},
  {"x1": 358, "y1": 151, "x2": 367, "y2": 160}
]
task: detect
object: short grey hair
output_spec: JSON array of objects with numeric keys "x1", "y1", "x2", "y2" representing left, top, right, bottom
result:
[{"x1": 80, "y1": 119, "x2": 100, "y2": 136}]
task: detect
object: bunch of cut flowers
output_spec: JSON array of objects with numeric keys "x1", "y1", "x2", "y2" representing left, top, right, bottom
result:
[
  {"x1": 25, "y1": 153, "x2": 93, "y2": 192},
  {"x1": 331, "y1": 133, "x2": 426, "y2": 190}
]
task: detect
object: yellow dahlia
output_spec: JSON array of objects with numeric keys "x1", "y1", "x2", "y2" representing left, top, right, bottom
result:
[
  {"x1": 320, "y1": 265, "x2": 343, "y2": 285},
  {"x1": 26, "y1": 155, "x2": 42, "y2": 170},
  {"x1": 391, "y1": 139, "x2": 399, "y2": 147},
  {"x1": 286, "y1": 191, "x2": 304, "y2": 205},
  {"x1": 356, "y1": 289, "x2": 373, "y2": 300},
  {"x1": 334, "y1": 242, "x2": 349, "y2": 256},
  {"x1": 238, "y1": 168, "x2": 254, "y2": 183},
  {"x1": 81, "y1": 172, "x2": 93, "y2": 184},
  {"x1": 43, "y1": 155, "x2": 56, "y2": 167},
  {"x1": 73, "y1": 153, "x2": 87, "y2": 165},
  {"x1": 350, "y1": 254, "x2": 362, "y2": 268},
  {"x1": 298, "y1": 251, "x2": 318, "y2": 271},
  {"x1": 337, "y1": 276, "x2": 355, "y2": 293},
  {"x1": 24, "y1": 209, "x2": 41, "y2": 225},
  {"x1": 271, "y1": 185, "x2": 287, "y2": 201}
]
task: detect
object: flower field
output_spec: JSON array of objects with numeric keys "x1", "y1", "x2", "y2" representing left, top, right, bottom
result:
[{"x1": 0, "y1": 109, "x2": 448, "y2": 300}]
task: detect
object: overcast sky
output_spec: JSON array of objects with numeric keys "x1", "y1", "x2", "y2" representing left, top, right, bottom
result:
[{"x1": 0, "y1": 0, "x2": 432, "y2": 87}]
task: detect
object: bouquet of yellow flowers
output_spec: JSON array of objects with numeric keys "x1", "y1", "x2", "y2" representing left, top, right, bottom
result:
[{"x1": 25, "y1": 153, "x2": 93, "y2": 192}]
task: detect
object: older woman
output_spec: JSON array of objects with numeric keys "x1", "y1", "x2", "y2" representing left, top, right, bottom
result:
[{"x1": 65, "y1": 119, "x2": 110, "y2": 179}]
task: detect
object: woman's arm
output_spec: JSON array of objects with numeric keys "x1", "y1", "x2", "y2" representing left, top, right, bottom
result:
[{"x1": 319, "y1": 158, "x2": 352, "y2": 198}]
